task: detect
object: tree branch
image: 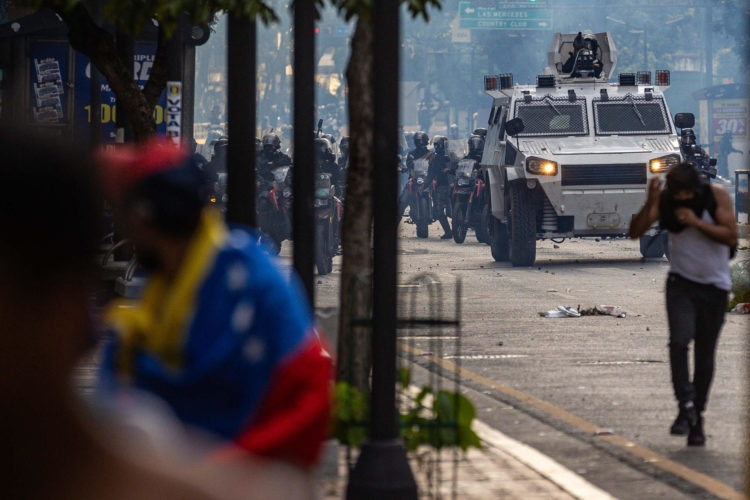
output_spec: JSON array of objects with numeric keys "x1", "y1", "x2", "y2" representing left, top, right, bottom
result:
[{"x1": 143, "y1": 24, "x2": 169, "y2": 109}]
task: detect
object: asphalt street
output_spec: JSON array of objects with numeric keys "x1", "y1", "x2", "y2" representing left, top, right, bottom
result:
[{"x1": 309, "y1": 220, "x2": 750, "y2": 499}]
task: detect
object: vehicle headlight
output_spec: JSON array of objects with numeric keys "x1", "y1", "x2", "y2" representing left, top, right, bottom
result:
[
  {"x1": 416, "y1": 178, "x2": 425, "y2": 185},
  {"x1": 283, "y1": 188, "x2": 292, "y2": 198},
  {"x1": 649, "y1": 154, "x2": 680, "y2": 174},
  {"x1": 526, "y1": 157, "x2": 558, "y2": 176}
]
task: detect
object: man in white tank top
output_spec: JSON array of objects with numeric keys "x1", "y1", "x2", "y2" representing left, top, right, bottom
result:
[{"x1": 630, "y1": 163, "x2": 737, "y2": 447}]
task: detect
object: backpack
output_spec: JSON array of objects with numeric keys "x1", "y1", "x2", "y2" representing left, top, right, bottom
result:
[{"x1": 659, "y1": 182, "x2": 737, "y2": 258}]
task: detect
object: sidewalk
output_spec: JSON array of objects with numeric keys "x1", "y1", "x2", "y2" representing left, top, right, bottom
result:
[{"x1": 317, "y1": 420, "x2": 615, "y2": 500}]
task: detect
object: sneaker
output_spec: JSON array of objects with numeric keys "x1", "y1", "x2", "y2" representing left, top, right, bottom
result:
[
  {"x1": 441, "y1": 233, "x2": 453, "y2": 240},
  {"x1": 670, "y1": 402, "x2": 697, "y2": 436},
  {"x1": 688, "y1": 415, "x2": 705, "y2": 446}
]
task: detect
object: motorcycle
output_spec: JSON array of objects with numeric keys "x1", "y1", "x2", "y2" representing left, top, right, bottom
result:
[
  {"x1": 450, "y1": 158, "x2": 488, "y2": 244},
  {"x1": 314, "y1": 172, "x2": 342, "y2": 275},
  {"x1": 256, "y1": 166, "x2": 292, "y2": 255},
  {"x1": 408, "y1": 158, "x2": 433, "y2": 238}
]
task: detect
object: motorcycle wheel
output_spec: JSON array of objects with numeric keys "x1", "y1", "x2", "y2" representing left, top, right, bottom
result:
[
  {"x1": 452, "y1": 202, "x2": 467, "y2": 244},
  {"x1": 315, "y1": 223, "x2": 333, "y2": 275},
  {"x1": 477, "y1": 204, "x2": 491, "y2": 244}
]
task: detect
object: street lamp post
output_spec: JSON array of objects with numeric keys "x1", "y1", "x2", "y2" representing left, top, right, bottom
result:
[
  {"x1": 346, "y1": 0, "x2": 418, "y2": 497},
  {"x1": 292, "y1": 0, "x2": 316, "y2": 303},
  {"x1": 226, "y1": 13, "x2": 256, "y2": 228}
]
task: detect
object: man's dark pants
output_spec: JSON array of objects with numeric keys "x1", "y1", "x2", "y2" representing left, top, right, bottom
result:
[
  {"x1": 666, "y1": 273, "x2": 728, "y2": 413},
  {"x1": 434, "y1": 185, "x2": 452, "y2": 234}
]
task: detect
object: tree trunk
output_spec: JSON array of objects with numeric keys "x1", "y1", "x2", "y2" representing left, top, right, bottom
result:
[
  {"x1": 336, "y1": 18, "x2": 374, "y2": 393},
  {"x1": 57, "y1": 4, "x2": 167, "y2": 141}
]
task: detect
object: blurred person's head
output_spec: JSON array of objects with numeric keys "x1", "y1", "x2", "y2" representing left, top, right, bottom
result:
[
  {"x1": 101, "y1": 140, "x2": 208, "y2": 279},
  {"x1": 666, "y1": 162, "x2": 702, "y2": 201},
  {"x1": 0, "y1": 127, "x2": 102, "y2": 398}
]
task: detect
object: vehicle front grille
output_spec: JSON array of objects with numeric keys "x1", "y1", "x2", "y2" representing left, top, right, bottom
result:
[{"x1": 561, "y1": 163, "x2": 647, "y2": 186}]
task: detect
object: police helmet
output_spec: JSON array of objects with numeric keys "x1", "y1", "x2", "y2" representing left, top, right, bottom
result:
[
  {"x1": 405, "y1": 131, "x2": 416, "y2": 148},
  {"x1": 472, "y1": 128, "x2": 487, "y2": 139},
  {"x1": 433, "y1": 135, "x2": 448, "y2": 153},
  {"x1": 314, "y1": 138, "x2": 333, "y2": 159},
  {"x1": 413, "y1": 131, "x2": 429, "y2": 148},
  {"x1": 680, "y1": 128, "x2": 696, "y2": 144},
  {"x1": 214, "y1": 137, "x2": 228, "y2": 154},
  {"x1": 262, "y1": 133, "x2": 281, "y2": 152},
  {"x1": 468, "y1": 135, "x2": 484, "y2": 156}
]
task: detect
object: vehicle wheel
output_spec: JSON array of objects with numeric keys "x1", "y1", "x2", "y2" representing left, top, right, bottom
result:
[
  {"x1": 640, "y1": 232, "x2": 666, "y2": 259},
  {"x1": 508, "y1": 183, "x2": 537, "y2": 267},
  {"x1": 315, "y1": 224, "x2": 333, "y2": 275},
  {"x1": 452, "y1": 202, "x2": 467, "y2": 244},
  {"x1": 490, "y1": 214, "x2": 510, "y2": 262},
  {"x1": 477, "y1": 204, "x2": 491, "y2": 244},
  {"x1": 417, "y1": 197, "x2": 430, "y2": 238}
]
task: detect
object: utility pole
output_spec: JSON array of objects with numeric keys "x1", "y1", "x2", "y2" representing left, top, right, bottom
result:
[
  {"x1": 704, "y1": 3, "x2": 714, "y2": 154},
  {"x1": 346, "y1": 0, "x2": 418, "y2": 496}
]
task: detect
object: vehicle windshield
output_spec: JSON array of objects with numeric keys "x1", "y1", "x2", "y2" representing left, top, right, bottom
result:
[
  {"x1": 413, "y1": 158, "x2": 430, "y2": 177},
  {"x1": 594, "y1": 96, "x2": 671, "y2": 135},
  {"x1": 456, "y1": 159, "x2": 476, "y2": 177},
  {"x1": 514, "y1": 97, "x2": 588, "y2": 137}
]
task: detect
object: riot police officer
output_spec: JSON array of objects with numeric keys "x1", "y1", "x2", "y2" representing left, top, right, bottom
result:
[
  {"x1": 465, "y1": 135, "x2": 484, "y2": 162},
  {"x1": 399, "y1": 131, "x2": 431, "y2": 219},
  {"x1": 314, "y1": 138, "x2": 344, "y2": 194},
  {"x1": 256, "y1": 133, "x2": 291, "y2": 184},
  {"x1": 428, "y1": 136, "x2": 454, "y2": 239},
  {"x1": 204, "y1": 137, "x2": 227, "y2": 184},
  {"x1": 562, "y1": 31, "x2": 603, "y2": 78},
  {"x1": 679, "y1": 128, "x2": 716, "y2": 179}
]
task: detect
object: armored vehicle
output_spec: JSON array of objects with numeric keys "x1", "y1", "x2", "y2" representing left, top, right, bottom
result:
[{"x1": 481, "y1": 31, "x2": 683, "y2": 266}]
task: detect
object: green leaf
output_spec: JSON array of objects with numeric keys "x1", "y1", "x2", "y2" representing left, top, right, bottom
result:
[{"x1": 399, "y1": 367, "x2": 411, "y2": 389}]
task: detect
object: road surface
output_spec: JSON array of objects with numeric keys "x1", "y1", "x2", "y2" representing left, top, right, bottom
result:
[{"x1": 311, "y1": 221, "x2": 749, "y2": 499}]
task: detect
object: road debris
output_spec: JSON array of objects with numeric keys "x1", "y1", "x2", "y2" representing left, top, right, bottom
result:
[
  {"x1": 541, "y1": 304, "x2": 626, "y2": 318},
  {"x1": 730, "y1": 303, "x2": 750, "y2": 314},
  {"x1": 540, "y1": 306, "x2": 581, "y2": 318},
  {"x1": 579, "y1": 305, "x2": 627, "y2": 318}
]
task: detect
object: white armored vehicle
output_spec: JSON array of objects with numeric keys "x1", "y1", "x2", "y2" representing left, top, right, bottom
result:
[{"x1": 481, "y1": 31, "x2": 683, "y2": 266}]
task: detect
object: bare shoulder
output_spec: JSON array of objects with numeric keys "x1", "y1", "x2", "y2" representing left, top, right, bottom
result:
[{"x1": 710, "y1": 184, "x2": 733, "y2": 206}]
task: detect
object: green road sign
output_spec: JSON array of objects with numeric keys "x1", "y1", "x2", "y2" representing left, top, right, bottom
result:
[{"x1": 458, "y1": 1, "x2": 553, "y2": 30}]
